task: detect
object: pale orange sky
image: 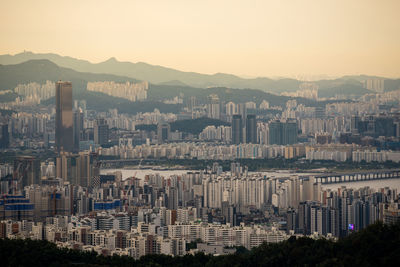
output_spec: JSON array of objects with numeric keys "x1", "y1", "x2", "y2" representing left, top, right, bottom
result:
[{"x1": 1, "y1": 0, "x2": 399, "y2": 78}]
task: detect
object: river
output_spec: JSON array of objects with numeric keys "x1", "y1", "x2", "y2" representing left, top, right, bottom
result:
[{"x1": 100, "y1": 168, "x2": 400, "y2": 190}]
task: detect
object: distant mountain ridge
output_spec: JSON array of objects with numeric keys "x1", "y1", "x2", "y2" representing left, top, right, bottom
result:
[
  {"x1": 1, "y1": 51, "x2": 398, "y2": 95},
  {"x1": 0, "y1": 59, "x2": 139, "y2": 92},
  {"x1": 0, "y1": 59, "x2": 329, "y2": 113},
  {"x1": 0, "y1": 59, "x2": 183, "y2": 114},
  {"x1": 0, "y1": 51, "x2": 293, "y2": 91}
]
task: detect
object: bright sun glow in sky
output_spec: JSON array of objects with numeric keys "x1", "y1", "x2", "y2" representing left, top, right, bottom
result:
[{"x1": 1, "y1": 0, "x2": 399, "y2": 78}]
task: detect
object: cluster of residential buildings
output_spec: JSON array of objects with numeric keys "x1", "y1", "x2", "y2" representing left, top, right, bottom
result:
[
  {"x1": 1, "y1": 157, "x2": 399, "y2": 256},
  {"x1": 1, "y1": 80, "x2": 400, "y2": 164},
  {"x1": 281, "y1": 82, "x2": 319, "y2": 100},
  {"x1": 286, "y1": 188, "x2": 399, "y2": 236},
  {"x1": 97, "y1": 141, "x2": 400, "y2": 163},
  {"x1": 1, "y1": 79, "x2": 400, "y2": 258},
  {"x1": 87, "y1": 81, "x2": 148, "y2": 102},
  {"x1": 0, "y1": 211, "x2": 289, "y2": 257},
  {"x1": 11, "y1": 81, "x2": 55, "y2": 105}
]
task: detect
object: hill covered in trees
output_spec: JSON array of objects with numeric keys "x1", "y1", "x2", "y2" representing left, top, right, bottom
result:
[
  {"x1": 1, "y1": 222, "x2": 399, "y2": 267},
  {"x1": 171, "y1": 117, "x2": 230, "y2": 135},
  {"x1": 135, "y1": 117, "x2": 230, "y2": 135}
]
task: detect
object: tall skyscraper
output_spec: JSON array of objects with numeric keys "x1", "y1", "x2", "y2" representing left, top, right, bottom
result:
[
  {"x1": 167, "y1": 187, "x2": 178, "y2": 210},
  {"x1": 55, "y1": 81, "x2": 73, "y2": 153},
  {"x1": 0, "y1": 124, "x2": 9, "y2": 149},
  {"x1": 232, "y1": 115, "x2": 243, "y2": 144},
  {"x1": 237, "y1": 103, "x2": 247, "y2": 124},
  {"x1": 268, "y1": 120, "x2": 298, "y2": 145},
  {"x1": 94, "y1": 118, "x2": 109, "y2": 146},
  {"x1": 157, "y1": 122, "x2": 171, "y2": 144},
  {"x1": 246, "y1": 114, "x2": 257, "y2": 144},
  {"x1": 73, "y1": 108, "x2": 83, "y2": 152},
  {"x1": 283, "y1": 121, "x2": 298, "y2": 145},
  {"x1": 350, "y1": 115, "x2": 360, "y2": 134},
  {"x1": 374, "y1": 116, "x2": 395, "y2": 137}
]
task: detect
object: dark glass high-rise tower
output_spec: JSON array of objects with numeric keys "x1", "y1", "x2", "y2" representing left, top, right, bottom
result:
[
  {"x1": 94, "y1": 118, "x2": 109, "y2": 146},
  {"x1": 232, "y1": 114, "x2": 243, "y2": 144},
  {"x1": 246, "y1": 114, "x2": 257, "y2": 143},
  {"x1": 0, "y1": 124, "x2": 9, "y2": 149},
  {"x1": 55, "y1": 81, "x2": 73, "y2": 153},
  {"x1": 73, "y1": 108, "x2": 83, "y2": 152},
  {"x1": 268, "y1": 120, "x2": 298, "y2": 145}
]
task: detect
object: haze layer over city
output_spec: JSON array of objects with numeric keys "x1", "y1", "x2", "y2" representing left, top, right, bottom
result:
[{"x1": 0, "y1": 1, "x2": 399, "y2": 266}]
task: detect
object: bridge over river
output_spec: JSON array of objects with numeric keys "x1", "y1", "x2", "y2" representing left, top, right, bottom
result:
[{"x1": 301, "y1": 169, "x2": 400, "y2": 184}]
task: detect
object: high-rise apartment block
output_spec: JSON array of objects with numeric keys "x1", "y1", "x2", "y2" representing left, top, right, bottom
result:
[
  {"x1": 56, "y1": 151, "x2": 99, "y2": 187},
  {"x1": 207, "y1": 94, "x2": 221, "y2": 120},
  {"x1": 13, "y1": 156, "x2": 41, "y2": 191}
]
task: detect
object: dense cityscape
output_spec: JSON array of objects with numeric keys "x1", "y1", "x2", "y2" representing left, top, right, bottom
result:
[
  {"x1": 0, "y1": 76, "x2": 399, "y2": 259},
  {"x1": 1, "y1": 1, "x2": 400, "y2": 266}
]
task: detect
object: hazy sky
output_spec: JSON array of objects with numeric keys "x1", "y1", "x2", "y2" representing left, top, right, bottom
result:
[{"x1": 1, "y1": 0, "x2": 399, "y2": 78}]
